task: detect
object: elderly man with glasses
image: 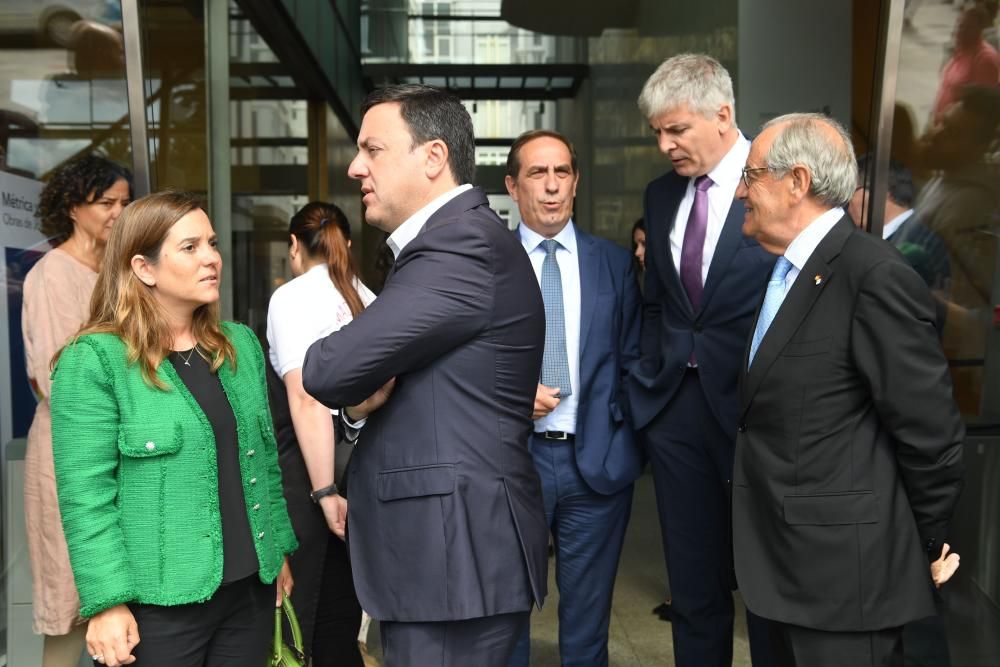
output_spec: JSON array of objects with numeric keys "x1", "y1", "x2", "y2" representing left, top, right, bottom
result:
[{"x1": 733, "y1": 112, "x2": 964, "y2": 667}]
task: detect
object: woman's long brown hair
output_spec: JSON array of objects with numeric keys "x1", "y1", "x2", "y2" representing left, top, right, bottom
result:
[{"x1": 57, "y1": 190, "x2": 235, "y2": 388}]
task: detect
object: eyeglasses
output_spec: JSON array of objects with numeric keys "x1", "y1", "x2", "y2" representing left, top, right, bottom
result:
[{"x1": 741, "y1": 166, "x2": 769, "y2": 189}]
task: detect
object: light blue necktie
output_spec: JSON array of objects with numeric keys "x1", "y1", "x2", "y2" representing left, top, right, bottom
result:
[
  {"x1": 540, "y1": 239, "x2": 572, "y2": 397},
  {"x1": 748, "y1": 256, "x2": 794, "y2": 367}
]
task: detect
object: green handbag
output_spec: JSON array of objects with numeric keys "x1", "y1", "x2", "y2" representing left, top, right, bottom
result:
[{"x1": 269, "y1": 596, "x2": 305, "y2": 667}]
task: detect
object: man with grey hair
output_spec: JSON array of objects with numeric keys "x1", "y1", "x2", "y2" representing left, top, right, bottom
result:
[
  {"x1": 628, "y1": 53, "x2": 775, "y2": 667},
  {"x1": 734, "y1": 113, "x2": 965, "y2": 666}
]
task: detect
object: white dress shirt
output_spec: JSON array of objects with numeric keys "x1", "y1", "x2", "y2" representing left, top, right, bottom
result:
[
  {"x1": 387, "y1": 183, "x2": 473, "y2": 258},
  {"x1": 780, "y1": 207, "x2": 846, "y2": 294},
  {"x1": 670, "y1": 133, "x2": 751, "y2": 282},
  {"x1": 519, "y1": 221, "x2": 580, "y2": 435}
]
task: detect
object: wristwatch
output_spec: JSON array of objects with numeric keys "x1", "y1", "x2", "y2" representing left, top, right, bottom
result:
[{"x1": 310, "y1": 482, "x2": 339, "y2": 503}]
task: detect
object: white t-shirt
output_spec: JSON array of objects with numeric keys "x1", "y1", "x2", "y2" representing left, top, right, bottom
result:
[{"x1": 266, "y1": 264, "x2": 376, "y2": 378}]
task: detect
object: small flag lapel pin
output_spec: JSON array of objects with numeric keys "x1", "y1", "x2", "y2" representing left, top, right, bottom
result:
[{"x1": 814, "y1": 274, "x2": 823, "y2": 285}]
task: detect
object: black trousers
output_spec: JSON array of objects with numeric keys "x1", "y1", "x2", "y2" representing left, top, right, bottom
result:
[
  {"x1": 769, "y1": 621, "x2": 903, "y2": 667},
  {"x1": 119, "y1": 574, "x2": 272, "y2": 667},
  {"x1": 308, "y1": 534, "x2": 363, "y2": 666},
  {"x1": 644, "y1": 370, "x2": 773, "y2": 667},
  {"x1": 380, "y1": 612, "x2": 529, "y2": 667}
]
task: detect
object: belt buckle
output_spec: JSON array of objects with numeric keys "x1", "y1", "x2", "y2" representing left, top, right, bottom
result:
[{"x1": 544, "y1": 431, "x2": 569, "y2": 440}]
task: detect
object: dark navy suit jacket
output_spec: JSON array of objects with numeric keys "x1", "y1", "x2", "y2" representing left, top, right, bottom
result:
[
  {"x1": 524, "y1": 225, "x2": 643, "y2": 496},
  {"x1": 303, "y1": 187, "x2": 549, "y2": 622},
  {"x1": 628, "y1": 170, "x2": 775, "y2": 437}
]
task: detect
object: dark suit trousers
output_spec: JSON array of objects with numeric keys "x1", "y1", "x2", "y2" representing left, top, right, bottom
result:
[
  {"x1": 645, "y1": 369, "x2": 772, "y2": 667},
  {"x1": 768, "y1": 621, "x2": 903, "y2": 667},
  {"x1": 508, "y1": 434, "x2": 634, "y2": 667},
  {"x1": 380, "y1": 612, "x2": 529, "y2": 667}
]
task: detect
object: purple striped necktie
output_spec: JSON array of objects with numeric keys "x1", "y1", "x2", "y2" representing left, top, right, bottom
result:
[{"x1": 680, "y1": 174, "x2": 714, "y2": 311}]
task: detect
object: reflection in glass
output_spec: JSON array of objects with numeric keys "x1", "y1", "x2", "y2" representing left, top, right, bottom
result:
[
  {"x1": 894, "y1": 3, "x2": 1000, "y2": 665},
  {"x1": 0, "y1": 1, "x2": 130, "y2": 178}
]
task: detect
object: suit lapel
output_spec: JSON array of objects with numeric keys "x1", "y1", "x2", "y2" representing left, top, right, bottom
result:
[
  {"x1": 700, "y1": 200, "x2": 746, "y2": 312},
  {"x1": 576, "y1": 228, "x2": 599, "y2": 354},
  {"x1": 740, "y1": 218, "x2": 853, "y2": 415},
  {"x1": 653, "y1": 175, "x2": 692, "y2": 315}
]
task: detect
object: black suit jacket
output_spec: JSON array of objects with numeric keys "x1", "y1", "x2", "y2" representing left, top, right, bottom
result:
[
  {"x1": 733, "y1": 217, "x2": 965, "y2": 631},
  {"x1": 628, "y1": 170, "x2": 775, "y2": 435},
  {"x1": 302, "y1": 187, "x2": 549, "y2": 622}
]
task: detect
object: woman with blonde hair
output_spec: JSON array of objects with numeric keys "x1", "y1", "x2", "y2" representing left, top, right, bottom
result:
[
  {"x1": 50, "y1": 190, "x2": 296, "y2": 667},
  {"x1": 266, "y1": 202, "x2": 374, "y2": 665}
]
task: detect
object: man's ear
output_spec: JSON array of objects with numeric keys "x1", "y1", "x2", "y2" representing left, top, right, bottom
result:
[
  {"x1": 504, "y1": 174, "x2": 519, "y2": 201},
  {"x1": 424, "y1": 139, "x2": 450, "y2": 180},
  {"x1": 788, "y1": 165, "x2": 812, "y2": 203},
  {"x1": 131, "y1": 254, "x2": 156, "y2": 287},
  {"x1": 716, "y1": 103, "x2": 734, "y2": 134}
]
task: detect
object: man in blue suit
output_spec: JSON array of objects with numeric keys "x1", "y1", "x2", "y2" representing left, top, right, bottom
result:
[
  {"x1": 504, "y1": 130, "x2": 642, "y2": 667},
  {"x1": 627, "y1": 54, "x2": 775, "y2": 667}
]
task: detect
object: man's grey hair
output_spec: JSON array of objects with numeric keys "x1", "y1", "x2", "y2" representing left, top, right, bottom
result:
[
  {"x1": 637, "y1": 53, "x2": 736, "y2": 122},
  {"x1": 762, "y1": 113, "x2": 857, "y2": 208}
]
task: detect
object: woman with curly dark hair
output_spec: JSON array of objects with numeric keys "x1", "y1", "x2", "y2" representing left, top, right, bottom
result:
[{"x1": 22, "y1": 154, "x2": 131, "y2": 667}]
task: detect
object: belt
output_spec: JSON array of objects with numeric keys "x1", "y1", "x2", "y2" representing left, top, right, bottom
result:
[{"x1": 535, "y1": 430, "x2": 575, "y2": 441}]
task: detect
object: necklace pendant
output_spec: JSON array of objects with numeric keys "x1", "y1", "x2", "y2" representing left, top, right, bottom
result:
[{"x1": 184, "y1": 359, "x2": 191, "y2": 366}]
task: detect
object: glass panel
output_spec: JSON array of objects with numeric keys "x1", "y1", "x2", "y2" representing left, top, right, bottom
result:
[
  {"x1": 0, "y1": 2, "x2": 130, "y2": 663},
  {"x1": 886, "y1": 4, "x2": 1000, "y2": 423},
  {"x1": 137, "y1": 0, "x2": 207, "y2": 191},
  {"x1": 232, "y1": 193, "x2": 309, "y2": 335},
  {"x1": 886, "y1": 4, "x2": 1000, "y2": 663},
  {"x1": 464, "y1": 99, "x2": 554, "y2": 139},
  {"x1": 229, "y1": 3, "x2": 309, "y2": 335},
  {"x1": 0, "y1": 1, "x2": 130, "y2": 178}
]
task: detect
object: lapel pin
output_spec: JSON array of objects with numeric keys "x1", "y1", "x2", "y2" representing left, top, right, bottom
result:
[{"x1": 814, "y1": 274, "x2": 823, "y2": 285}]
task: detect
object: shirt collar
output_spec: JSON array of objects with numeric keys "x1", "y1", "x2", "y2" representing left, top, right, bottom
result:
[
  {"x1": 703, "y1": 131, "x2": 750, "y2": 189},
  {"x1": 519, "y1": 220, "x2": 577, "y2": 255},
  {"x1": 387, "y1": 183, "x2": 474, "y2": 258},
  {"x1": 883, "y1": 209, "x2": 914, "y2": 240},
  {"x1": 784, "y1": 207, "x2": 846, "y2": 271}
]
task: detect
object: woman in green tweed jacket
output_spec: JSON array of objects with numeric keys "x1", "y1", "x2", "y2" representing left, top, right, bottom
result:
[{"x1": 50, "y1": 191, "x2": 297, "y2": 667}]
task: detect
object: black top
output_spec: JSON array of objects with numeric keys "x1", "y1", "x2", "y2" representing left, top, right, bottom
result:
[{"x1": 171, "y1": 348, "x2": 258, "y2": 583}]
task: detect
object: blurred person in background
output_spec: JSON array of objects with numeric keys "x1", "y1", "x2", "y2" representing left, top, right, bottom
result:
[
  {"x1": 266, "y1": 202, "x2": 375, "y2": 666},
  {"x1": 49, "y1": 191, "x2": 296, "y2": 667},
  {"x1": 931, "y1": 5, "x2": 999, "y2": 125},
  {"x1": 914, "y1": 84, "x2": 1000, "y2": 414},
  {"x1": 22, "y1": 154, "x2": 131, "y2": 667}
]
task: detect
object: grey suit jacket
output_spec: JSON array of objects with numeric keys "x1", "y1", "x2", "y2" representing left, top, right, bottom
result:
[
  {"x1": 733, "y1": 217, "x2": 964, "y2": 631},
  {"x1": 303, "y1": 187, "x2": 549, "y2": 622}
]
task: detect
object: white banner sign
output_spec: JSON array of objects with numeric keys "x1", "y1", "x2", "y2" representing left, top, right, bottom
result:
[{"x1": 0, "y1": 171, "x2": 49, "y2": 453}]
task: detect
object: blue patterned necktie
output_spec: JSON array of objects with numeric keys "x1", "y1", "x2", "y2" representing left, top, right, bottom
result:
[
  {"x1": 748, "y1": 256, "x2": 794, "y2": 367},
  {"x1": 540, "y1": 239, "x2": 572, "y2": 397}
]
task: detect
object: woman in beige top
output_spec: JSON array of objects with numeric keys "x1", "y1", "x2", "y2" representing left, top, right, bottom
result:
[{"x1": 22, "y1": 155, "x2": 131, "y2": 667}]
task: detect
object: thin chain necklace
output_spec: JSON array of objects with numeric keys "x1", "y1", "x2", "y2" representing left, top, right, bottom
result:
[{"x1": 175, "y1": 346, "x2": 198, "y2": 366}]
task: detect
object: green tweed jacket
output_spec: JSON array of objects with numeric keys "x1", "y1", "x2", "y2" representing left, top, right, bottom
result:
[{"x1": 50, "y1": 322, "x2": 298, "y2": 618}]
